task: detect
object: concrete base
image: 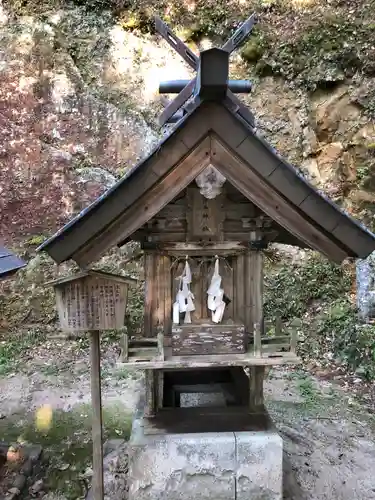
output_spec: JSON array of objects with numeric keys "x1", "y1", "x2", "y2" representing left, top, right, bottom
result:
[{"x1": 127, "y1": 410, "x2": 283, "y2": 500}]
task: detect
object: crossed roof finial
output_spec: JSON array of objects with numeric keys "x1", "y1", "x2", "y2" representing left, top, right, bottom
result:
[{"x1": 155, "y1": 14, "x2": 258, "y2": 126}]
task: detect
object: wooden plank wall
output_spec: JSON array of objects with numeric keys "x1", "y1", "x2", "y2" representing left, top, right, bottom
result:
[
  {"x1": 144, "y1": 248, "x2": 263, "y2": 340},
  {"x1": 143, "y1": 251, "x2": 171, "y2": 415},
  {"x1": 171, "y1": 257, "x2": 235, "y2": 323},
  {"x1": 144, "y1": 183, "x2": 268, "y2": 244},
  {"x1": 246, "y1": 244, "x2": 265, "y2": 411},
  {"x1": 233, "y1": 254, "x2": 246, "y2": 325},
  {"x1": 144, "y1": 252, "x2": 155, "y2": 338},
  {"x1": 144, "y1": 252, "x2": 172, "y2": 338}
]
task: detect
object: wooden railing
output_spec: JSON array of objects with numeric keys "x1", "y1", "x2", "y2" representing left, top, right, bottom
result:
[
  {"x1": 120, "y1": 318, "x2": 301, "y2": 363},
  {"x1": 251, "y1": 317, "x2": 300, "y2": 358},
  {"x1": 120, "y1": 327, "x2": 164, "y2": 362}
]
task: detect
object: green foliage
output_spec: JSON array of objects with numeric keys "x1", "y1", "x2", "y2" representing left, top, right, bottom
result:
[
  {"x1": 242, "y1": 14, "x2": 375, "y2": 91},
  {"x1": 125, "y1": 280, "x2": 144, "y2": 332},
  {"x1": 356, "y1": 164, "x2": 371, "y2": 182},
  {"x1": 0, "y1": 404, "x2": 132, "y2": 500},
  {"x1": 119, "y1": 8, "x2": 156, "y2": 35},
  {"x1": 0, "y1": 328, "x2": 46, "y2": 375},
  {"x1": 264, "y1": 253, "x2": 351, "y2": 321},
  {"x1": 241, "y1": 30, "x2": 267, "y2": 63},
  {"x1": 296, "y1": 373, "x2": 320, "y2": 408},
  {"x1": 314, "y1": 300, "x2": 375, "y2": 381},
  {"x1": 25, "y1": 234, "x2": 46, "y2": 246},
  {"x1": 265, "y1": 253, "x2": 375, "y2": 381}
]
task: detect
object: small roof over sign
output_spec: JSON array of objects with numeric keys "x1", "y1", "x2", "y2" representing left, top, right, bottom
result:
[
  {"x1": 0, "y1": 245, "x2": 26, "y2": 279},
  {"x1": 45, "y1": 269, "x2": 138, "y2": 288}
]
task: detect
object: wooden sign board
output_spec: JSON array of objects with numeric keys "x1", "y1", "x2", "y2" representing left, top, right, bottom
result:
[{"x1": 47, "y1": 270, "x2": 137, "y2": 332}]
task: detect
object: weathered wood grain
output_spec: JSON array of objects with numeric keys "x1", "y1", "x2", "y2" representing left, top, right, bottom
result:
[
  {"x1": 90, "y1": 330, "x2": 104, "y2": 500},
  {"x1": 234, "y1": 254, "x2": 246, "y2": 325},
  {"x1": 158, "y1": 242, "x2": 249, "y2": 255},
  {"x1": 116, "y1": 350, "x2": 300, "y2": 370},
  {"x1": 144, "y1": 252, "x2": 155, "y2": 338},
  {"x1": 142, "y1": 406, "x2": 272, "y2": 435},
  {"x1": 172, "y1": 324, "x2": 246, "y2": 355},
  {"x1": 211, "y1": 135, "x2": 348, "y2": 263},
  {"x1": 249, "y1": 366, "x2": 265, "y2": 412},
  {"x1": 186, "y1": 186, "x2": 225, "y2": 241},
  {"x1": 55, "y1": 275, "x2": 129, "y2": 332},
  {"x1": 75, "y1": 136, "x2": 212, "y2": 266}
]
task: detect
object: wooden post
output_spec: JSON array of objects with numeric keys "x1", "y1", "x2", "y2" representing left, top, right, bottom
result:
[
  {"x1": 144, "y1": 370, "x2": 156, "y2": 417},
  {"x1": 249, "y1": 229, "x2": 265, "y2": 411},
  {"x1": 157, "y1": 328, "x2": 164, "y2": 360},
  {"x1": 120, "y1": 326, "x2": 128, "y2": 362},
  {"x1": 289, "y1": 319, "x2": 300, "y2": 354},
  {"x1": 249, "y1": 366, "x2": 265, "y2": 412},
  {"x1": 275, "y1": 316, "x2": 283, "y2": 336},
  {"x1": 249, "y1": 231, "x2": 263, "y2": 356},
  {"x1": 90, "y1": 330, "x2": 104, "y2": 500}
]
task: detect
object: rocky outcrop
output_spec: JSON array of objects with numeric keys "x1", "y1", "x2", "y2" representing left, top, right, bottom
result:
[
  {"x1": 248, "y1": 78, "x2": 375, "y2": 222},
  {"x1": 0, "y1": 6, "x2": 176, "y2": 244}
]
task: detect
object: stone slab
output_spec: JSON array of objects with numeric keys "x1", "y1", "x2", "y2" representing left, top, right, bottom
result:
[
  {"x1": 127, "y1": 411, "x2": 283, "y2": 500},
  {"x1": 180, "y1": 391, "x2": 226, "y2": 407},
  {"x1": 236, "y1": 432, "x2": 283, "y2": 500},
  {"x1": 128, "y1": 432, "x2": 236, "y2": 500}
]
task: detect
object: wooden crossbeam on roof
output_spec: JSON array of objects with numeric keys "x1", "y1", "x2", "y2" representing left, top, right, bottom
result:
[{"x1": 155, "y1": 14, "x2": 256, "y2": 127}]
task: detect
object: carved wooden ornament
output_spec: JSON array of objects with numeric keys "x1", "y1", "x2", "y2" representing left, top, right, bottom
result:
[{"x1": 195, "y1": 165, "x2": 226, "y2": 199}]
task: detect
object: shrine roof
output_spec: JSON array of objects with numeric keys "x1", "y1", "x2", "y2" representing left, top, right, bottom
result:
[
  {"x1": 45, "y1": 269, "x2": 138, "y2": 287},
  {"x1": 37, "y1": 98, "x2": 375, "y2": 266},
  {"x1": 0, "y1": 245, "x2": 26, "y2": 279}
]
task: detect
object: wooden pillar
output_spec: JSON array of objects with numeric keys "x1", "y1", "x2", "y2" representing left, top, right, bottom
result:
[
  {"x1": 90, "y1": 330, "x2": 104, "y2": 500},
  {"x1": 235, "y1": 254, "x2": 246, "y2": 324},
  {"x1": 248, "y1": 230, "x2": 265, "y2": 412},
  {"x1": 144, "y1": 370, "x2": 156, "y2": 417},
  {"x1": 249, "y1": 365, "x2": 264, "y2": 412},
  {"x1": 144, "y1": 252, "x2": 155, "y2": 338},
  {"x1": 249, "y1": 238, "x2": 263, "y2": 353},
  {"x1": 144, "y1": 253, "x2": 171, "y2": 415}
]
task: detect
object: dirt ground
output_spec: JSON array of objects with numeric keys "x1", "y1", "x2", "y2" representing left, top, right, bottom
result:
[{"x1": 1, "y1": 332, "x2": 375, "y2": 499}]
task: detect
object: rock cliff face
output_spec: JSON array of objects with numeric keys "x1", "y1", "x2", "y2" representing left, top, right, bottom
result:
[
  {"x1": 0, "y1": 3, "x2": 189, "y2": 244},
  {"x1": 1, "y1": 0, "x2": 375, "y2": 327},
  {"x1": 1, "y1": 1, "x2": 375, "y2": 246}
]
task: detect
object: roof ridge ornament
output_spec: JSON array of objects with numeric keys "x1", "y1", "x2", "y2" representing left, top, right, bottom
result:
[{"x1": 155, "y1": 14, "x2": 258, "y2": 127}]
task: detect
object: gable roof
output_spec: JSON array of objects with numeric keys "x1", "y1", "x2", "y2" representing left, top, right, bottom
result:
[
  {"x1": 0, "y1": 245, "x2": 26, "y2": 279},
  {"x1": 38, "y1": 99, "x2": 375, "y2": 266}
]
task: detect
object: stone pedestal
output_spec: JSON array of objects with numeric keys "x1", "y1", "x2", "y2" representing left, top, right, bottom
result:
[{"x1": 127, "y1": 411, "x2": 283, "y2": 500}]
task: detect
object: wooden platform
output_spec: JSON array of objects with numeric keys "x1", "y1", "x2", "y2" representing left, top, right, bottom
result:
[
  {"x1": 140, "y1": 406, "x2": 273, "y2": 435},
  {"x1": 117, "y1": 348, "x2": 300, "y2": 370}
]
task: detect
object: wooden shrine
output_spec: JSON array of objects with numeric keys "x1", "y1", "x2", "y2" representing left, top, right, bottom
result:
[{"x1": 38, "y1": 15, "x2": 375, "y2": 435}]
